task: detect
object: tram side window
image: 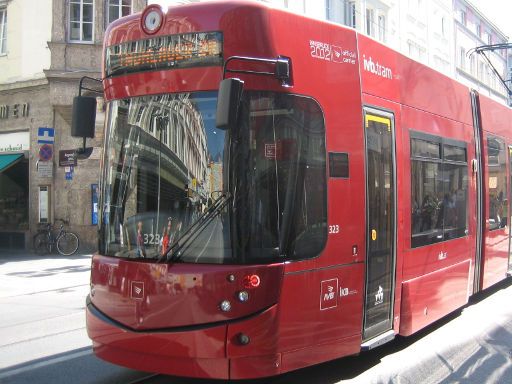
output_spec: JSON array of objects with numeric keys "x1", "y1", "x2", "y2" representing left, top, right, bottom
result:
[
  {"x1": 487, "y1": 136, "x2": 508, "y2": 230},
  {"x1": 411, "y1": 132, "x2": 468, "y2": 248}
]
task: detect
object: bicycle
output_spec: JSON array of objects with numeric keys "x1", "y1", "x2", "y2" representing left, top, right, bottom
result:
[{"x1": 33, "y1": 220, "x2": 80, "y2": 256}]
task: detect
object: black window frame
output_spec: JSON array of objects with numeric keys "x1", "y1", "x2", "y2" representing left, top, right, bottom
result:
[
  {"x1": 487, "y1": 135, "x2": 508, "y2": 231},
  {"x1": 410, "y1": 130, "x2": 469, "y2": 248}
]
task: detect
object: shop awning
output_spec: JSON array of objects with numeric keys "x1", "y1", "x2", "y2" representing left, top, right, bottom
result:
[{"x1": 0, "y1": 154, "x2": 24, "y2": 173}]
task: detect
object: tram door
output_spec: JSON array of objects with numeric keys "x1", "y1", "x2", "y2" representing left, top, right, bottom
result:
[
  {"x1": 362, "y1": 108, "x2": 397, "y2": 341},
  {"x1": 508, "y1": 146, "x2": 512, "y2": 274}
]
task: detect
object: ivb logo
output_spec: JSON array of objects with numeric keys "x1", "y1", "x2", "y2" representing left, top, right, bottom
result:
[
  {"x1": 324, "y1": 286, "x2": 335, "y2": 301},
  {"x1": 131, "y1": 281, "x2": 145, "y2": 300},
  {"x1": 320, "y1": 279, "x2": 338, "y2": 310}
]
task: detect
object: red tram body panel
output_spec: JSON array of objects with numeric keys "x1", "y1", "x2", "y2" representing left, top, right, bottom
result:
[{"x1": 84, "y1": 1, "x2": 512, "y2": 379}]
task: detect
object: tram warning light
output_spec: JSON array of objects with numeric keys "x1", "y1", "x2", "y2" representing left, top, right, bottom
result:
[{"x1": 243, "y1": 274, "x2": 261, "y2": 288}]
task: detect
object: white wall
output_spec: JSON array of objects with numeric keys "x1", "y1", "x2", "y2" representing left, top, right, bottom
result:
[{"x1": 0, "y1": 0, "x2": 52, "y2": 84}]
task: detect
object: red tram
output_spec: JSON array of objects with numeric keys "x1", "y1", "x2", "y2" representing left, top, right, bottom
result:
[{"x1": 83, "y1": 1, "x2": 512, "y2": 379}]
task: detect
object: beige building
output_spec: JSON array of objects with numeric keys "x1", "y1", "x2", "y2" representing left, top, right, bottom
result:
[{"x1": 0, "y1": 0, "x2": 146, "y2": 252}]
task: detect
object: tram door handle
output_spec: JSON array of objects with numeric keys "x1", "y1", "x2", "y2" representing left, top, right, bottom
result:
[{"x1": 472, "y1": 159, "x2": 478, "y2": 174}]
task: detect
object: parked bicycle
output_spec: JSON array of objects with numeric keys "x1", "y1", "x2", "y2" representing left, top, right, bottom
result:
[{"x1": 33, "y1": 220, "x2": 80, "y2": 256}]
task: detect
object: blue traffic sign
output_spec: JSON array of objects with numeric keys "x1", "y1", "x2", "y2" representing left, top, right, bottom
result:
[
  {"x1": 39, "y1": 144, "x2": 53, "y2": 161},
  {"x1": 38, "y1": 127, "x2": 55, "y2": 144}
]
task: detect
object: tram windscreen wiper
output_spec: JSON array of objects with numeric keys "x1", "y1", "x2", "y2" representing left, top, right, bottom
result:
[{"x1": 160, "y1": 192, "x2": 231, "y2": 262}]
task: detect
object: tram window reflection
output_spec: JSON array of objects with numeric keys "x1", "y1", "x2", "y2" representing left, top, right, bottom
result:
[
  {"x1": 99, "y1": 91, "x2": 327, "y2": 263},
  {"x1": 487, "y1": 136, "x2": 508, "y2": 231},
  {"x1": 410, "y1": 133, "x2": 468, "y2": 248}
]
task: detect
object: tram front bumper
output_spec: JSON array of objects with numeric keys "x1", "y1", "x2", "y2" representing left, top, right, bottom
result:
[{"x1": 85, "y1": 296, "x2": 281, "y2": 379}]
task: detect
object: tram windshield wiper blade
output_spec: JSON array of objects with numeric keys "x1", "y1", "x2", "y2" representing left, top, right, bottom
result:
[{"x1": 160, "y1": 192, "x2": 231, "y2": 262}]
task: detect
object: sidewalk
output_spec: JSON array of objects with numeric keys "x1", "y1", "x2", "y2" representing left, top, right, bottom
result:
[
  {"x1": 0, "y1": 248, "x2": 95, "y2": 259},
  {"x1": 0, "y1": 250, "x2": 93, "y2": 371},
  {"x1": 0, "y1": 251, "x2": 92, "y2": 298}
]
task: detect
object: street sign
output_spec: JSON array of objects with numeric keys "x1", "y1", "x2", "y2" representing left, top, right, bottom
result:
[
  {"x1": 91, "y1": 184, "x2": 99, "y2": 225},
  {"x1": 37, "y1": 160, "x2": 53, "y2": 178},
  {"x1": 65, "y1": 166, "x2": 74, "y2": 180},
  {"x1": 39, "y1": 144, "x2": 53, "y2": 161},
  {"x1": 59, "y1": 150, "x2": 77, "y2": 166},
  {"x1": 37, "y1": 127, "x2": 55, "y2": 144}
]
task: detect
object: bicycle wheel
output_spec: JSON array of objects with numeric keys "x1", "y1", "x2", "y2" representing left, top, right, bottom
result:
[
  {"x1": 33, "y1": 233, "x2": 50, "y2": 255},
  {"x1": 56, "y1": 232, "x2": 79, "y2": 256}
]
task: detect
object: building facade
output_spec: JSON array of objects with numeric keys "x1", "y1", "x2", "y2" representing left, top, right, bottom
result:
[
  {"x1": 394, "y1": 0, "x2": 453, "y2": 77},
  {"x1": 260, "y1": 0, "x2": 509, "y2": 103},
  {"x1": 453, "y1": 0, "x2": 509, "y2": 104},
  {"x1": 0, "y1": 0, "x2": 146, "y2": 251},
  {"x1": 2, "y1": 0, "x2": 509, "y2": 251},
  {"x1": 262, "y1": 0, "x2": 455, "y2": 76}
]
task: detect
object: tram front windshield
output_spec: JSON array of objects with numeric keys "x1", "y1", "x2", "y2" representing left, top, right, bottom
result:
[{"x1": 99, "y1": 91, "x2": 327, "y2": 264}]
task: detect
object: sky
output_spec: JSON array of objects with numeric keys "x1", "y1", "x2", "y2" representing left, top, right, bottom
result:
[{"x1": 149, "y1": 0, "x2": 512, "y2": 40}]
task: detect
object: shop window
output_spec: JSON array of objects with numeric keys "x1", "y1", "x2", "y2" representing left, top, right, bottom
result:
[
  {"x1": 487, "y1": 136, "x2": 507, "y2": 230},
  {"x1": 410, "y1": 132, "x2": 468, "y2": 248},
  {"x1": 0, "y1": 157, "x2": 28, "y2": 230}
]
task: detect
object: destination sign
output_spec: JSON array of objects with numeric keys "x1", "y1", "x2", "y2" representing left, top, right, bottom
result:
[{"x1": 105, "y1": 31, "x2": 223, "y2": 77}]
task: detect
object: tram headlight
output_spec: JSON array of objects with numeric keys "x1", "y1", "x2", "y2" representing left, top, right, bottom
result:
[
  {"x1": 227, "y1": 274, "x2": 236, "y2": 283},
  {"x1": 238, "y1": 290, "x2": 249, "y2": 302},
  {"x1": 237, "y1": 333, "x2": 250, "y2": 345},
  {"x1": 220, "y1": 300, "x2": 232, "y2": 312}
]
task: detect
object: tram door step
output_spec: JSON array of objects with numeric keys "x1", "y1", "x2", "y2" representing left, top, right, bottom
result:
[{"x1": 361, "y1": 330, "x2": 395, "y2": 351}]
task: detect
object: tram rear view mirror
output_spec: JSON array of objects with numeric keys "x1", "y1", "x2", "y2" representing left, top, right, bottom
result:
[
  {"x1": 275, "y1": 57, "x2": 291, "y2": 83},
  {"x1": 216, "y1": 78, "x2": 244, "y2": 130},
  {"x1": 71, "y1": 96, "x2": 96, "y2": 138}
]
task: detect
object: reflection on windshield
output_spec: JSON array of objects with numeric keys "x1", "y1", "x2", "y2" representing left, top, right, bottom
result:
[
  {"x1": 231, "y1": 92, "x2": 327, "y2": 262},
  {"x1": 99, "y1": 91, "x2": 327, "y2": 264},
  {"x1": 99, "y1": 92, "x2": 231, "y2": 262}
]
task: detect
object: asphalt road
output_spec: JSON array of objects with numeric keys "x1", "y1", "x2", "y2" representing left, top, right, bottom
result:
[{"x1": 0, "y1": 252, "x2": 511, "y2": 384}]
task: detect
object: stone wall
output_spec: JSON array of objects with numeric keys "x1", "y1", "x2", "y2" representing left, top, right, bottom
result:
[
  {"x1": 0, "y1": 82, "x2": 51, "y2": 249},
  {"x1": 0, "y1": 0, "x2": 148, "y2": 252}
]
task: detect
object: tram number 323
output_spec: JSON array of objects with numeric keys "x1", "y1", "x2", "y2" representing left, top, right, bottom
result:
[
  {"x1": 329, "y1": 225, "x2": 340, "y2": 234},
  {"x1": 144, "y1": 233, "x2": 161, "y2": 245}
]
